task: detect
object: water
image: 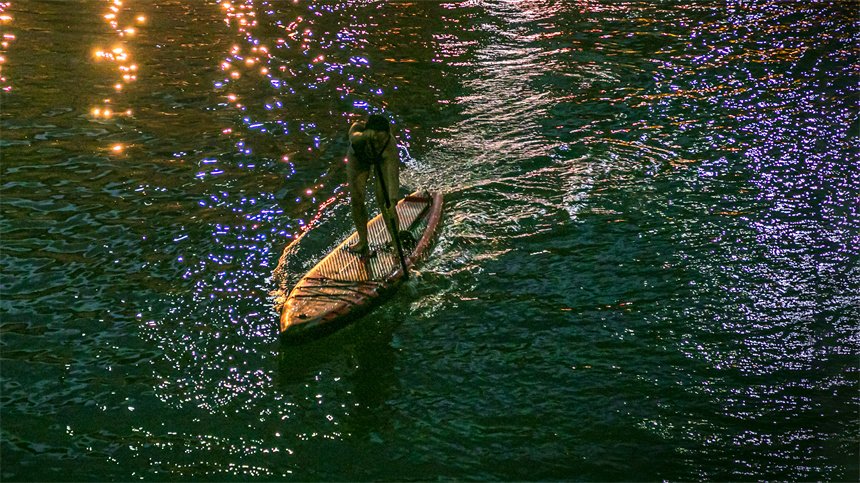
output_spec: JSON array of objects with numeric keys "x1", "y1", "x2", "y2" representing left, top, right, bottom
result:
[{"x1": 1, "y1": 0, "x2": 858, "y2": 480}]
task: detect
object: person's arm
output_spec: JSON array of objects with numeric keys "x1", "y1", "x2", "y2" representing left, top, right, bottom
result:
[{"x1": 348, "y1": 121, "x2": 366, "y2": 144}]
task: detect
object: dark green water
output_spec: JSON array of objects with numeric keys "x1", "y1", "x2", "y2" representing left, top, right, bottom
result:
[{"x1": 1, "y1": 0, "x2": 858, "y2": 480}]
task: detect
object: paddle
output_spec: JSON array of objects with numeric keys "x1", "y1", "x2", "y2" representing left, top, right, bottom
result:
[{"x1": 373, "y1": 162, "x2": 409, "y2": 280}]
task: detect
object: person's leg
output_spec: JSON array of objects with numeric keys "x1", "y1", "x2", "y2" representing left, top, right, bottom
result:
[
  {"x1": 382, "y1": 152, "x2": 401, "y2": 207},
  {"x1": 347, "y1": 154, "x2": 371, "y2": 252}
]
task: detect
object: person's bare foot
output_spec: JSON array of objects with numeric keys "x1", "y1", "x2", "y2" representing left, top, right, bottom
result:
[
  {"x1": 398, "y1": 230, "x2": 416, "y2": 247},
  {"x1": 346, "y1": 242, "x2": 376, "y2": 260}
]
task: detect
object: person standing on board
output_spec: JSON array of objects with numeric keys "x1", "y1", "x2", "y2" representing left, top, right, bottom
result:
[{"x1": 346, "y1": 114, "x2": 410, "y2": 257}]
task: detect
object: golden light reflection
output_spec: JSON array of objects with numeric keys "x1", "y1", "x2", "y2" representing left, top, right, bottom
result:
[
  {"x1": 90, "y1": 0, "x2": 142, "y2": 123},
  {"x1": 0, "y1": 3, "x2": 12, "y2": 92}
]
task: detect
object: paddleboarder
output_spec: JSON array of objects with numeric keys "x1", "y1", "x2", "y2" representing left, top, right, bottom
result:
[{"x1": 346, "y1": 114, "x2": 412, "y2": 258}]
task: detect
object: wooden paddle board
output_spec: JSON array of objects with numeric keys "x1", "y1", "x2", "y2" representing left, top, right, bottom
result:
[{"x1": 279, "y1": 191, "x2": 443, "y2": 342}]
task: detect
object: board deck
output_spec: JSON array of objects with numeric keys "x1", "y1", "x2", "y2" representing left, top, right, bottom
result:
[{"x1": 279, "y1": 191, "x2": 443, "y2": 342}]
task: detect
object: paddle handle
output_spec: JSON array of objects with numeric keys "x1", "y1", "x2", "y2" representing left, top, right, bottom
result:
[{"x1": 373, "y1": 162, "x2": 409, "y2": 280}]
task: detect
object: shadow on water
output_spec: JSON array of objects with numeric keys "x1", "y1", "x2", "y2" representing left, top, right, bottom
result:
[{"x1": 273, "y1": 307, "x2": 404, "y2": 451}]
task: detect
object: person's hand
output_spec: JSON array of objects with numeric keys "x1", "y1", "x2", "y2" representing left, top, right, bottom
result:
[{"x1": 353, "y1": 138, "x2": 373, "y2": 159}]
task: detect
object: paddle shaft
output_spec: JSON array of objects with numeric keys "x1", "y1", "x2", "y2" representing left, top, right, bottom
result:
[{"x1": 373, "y1": 162, "x2": 409, "y2": 280}]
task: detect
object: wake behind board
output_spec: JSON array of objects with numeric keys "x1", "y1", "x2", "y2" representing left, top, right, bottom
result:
[{"x1": 280, "y1": 191, "x2": 443, "y2": 343}]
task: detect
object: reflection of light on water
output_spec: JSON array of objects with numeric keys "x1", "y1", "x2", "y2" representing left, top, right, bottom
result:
[
  {"x1": 616, "y1": 3, "x2": 860, "y2": 473},
  {"x1": 215, "y1": 0, "x2": 354, "y2": 241},
  {"x1": 90, "y1": 2, "x2": 142, "y2": 130},
  {"x1": 0, "y1": 3, "x2": 13, "y2": 92}
]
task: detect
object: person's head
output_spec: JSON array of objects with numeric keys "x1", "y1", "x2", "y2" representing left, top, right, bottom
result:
[
  {"x1": 366, "y1": 114, "x2": 390, "y2": 134},
  {"x1": 365, "y1": 114, "x2": 390, "y2": 148}
]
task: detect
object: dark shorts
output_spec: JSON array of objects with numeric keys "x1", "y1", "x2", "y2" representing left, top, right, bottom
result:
[
  {"x1": 350, "y1": 139, "x2": 381, "y2": 172},
  {"x1": 350, "y1": 136, "x2": 390, "y2": 172}
]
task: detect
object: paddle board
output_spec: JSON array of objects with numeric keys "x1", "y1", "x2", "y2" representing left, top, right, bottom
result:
[{"x1": 279, "y1": 191, "x2": 443, "y2": 342}]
